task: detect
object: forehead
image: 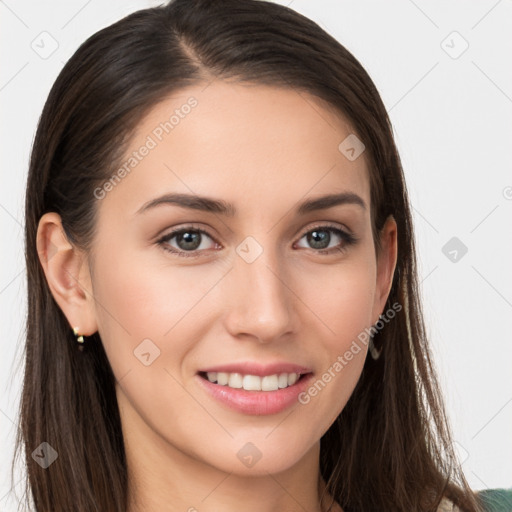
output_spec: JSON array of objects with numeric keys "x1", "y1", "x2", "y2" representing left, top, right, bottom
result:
[{"x1": 101, "y1": 80, "x2": 370, "y2": 219}]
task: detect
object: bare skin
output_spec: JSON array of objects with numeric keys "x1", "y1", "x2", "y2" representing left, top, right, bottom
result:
[{"x1": 37, "y1": 80, "x2": 397, "y2": 512}]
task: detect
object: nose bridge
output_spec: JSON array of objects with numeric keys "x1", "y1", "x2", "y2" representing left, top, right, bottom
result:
[{"x1": 226, "y1": 235, "x2": 295, "y2": 342}]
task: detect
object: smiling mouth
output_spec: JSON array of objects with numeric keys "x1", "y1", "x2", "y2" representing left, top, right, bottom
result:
[{"x1": 198, "y1": 371, "x2": 310, "y2": 392}]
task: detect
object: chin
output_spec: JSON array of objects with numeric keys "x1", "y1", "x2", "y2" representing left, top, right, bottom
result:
[{"x1": 197, "y1": 434, "x2": 317, "y2": 476}]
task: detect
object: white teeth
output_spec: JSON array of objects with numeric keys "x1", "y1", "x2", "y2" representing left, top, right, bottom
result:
[
  {"x1": 278, "y1": 373, "x2": 288, "y2": 388},
  {"x1": 261, "y1": 375, "x2": 278, "y2": 391},
  {"x1": 243, "y1": 374, "x2": 261, "y2": 391},
  {"x1": 217, "y1": 372, "x2": 229, "y2": 385},
  {"x1": 288, "y1": 373, "x2": 298, "y2": 386},
  {"x1": 205, "y1": 371, "x2": 302, "y2": 391},
  {"x1": 228, "y1": 373, "x2": 243, "y2": 389}
]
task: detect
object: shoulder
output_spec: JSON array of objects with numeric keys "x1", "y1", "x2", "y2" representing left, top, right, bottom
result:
[{"x1": 436, "y1": 497, "x2": 461, "y2": 512}]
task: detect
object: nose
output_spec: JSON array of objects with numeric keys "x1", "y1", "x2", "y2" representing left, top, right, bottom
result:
[{"x1": 223, "y1": 242, "x2": 297, "y2": 344}]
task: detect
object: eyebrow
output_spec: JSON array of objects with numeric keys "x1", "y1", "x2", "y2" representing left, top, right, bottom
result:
[{"x1": 135, "y1": 191, "x2": 366, "y2": 217}]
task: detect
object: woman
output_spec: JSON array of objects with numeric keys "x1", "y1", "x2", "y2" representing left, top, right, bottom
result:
[{"x1": 16, "y1": 0, "x2": 485, "y2": 510}]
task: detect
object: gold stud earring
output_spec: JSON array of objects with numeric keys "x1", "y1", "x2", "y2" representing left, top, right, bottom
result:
[{"x1": 73, "y1": 326, "x2": 84, "y2": 344}]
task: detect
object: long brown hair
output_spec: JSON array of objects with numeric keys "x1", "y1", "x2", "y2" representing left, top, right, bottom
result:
[{"x1": 15, "y1": 0, "x2": 484, "y2": 510}]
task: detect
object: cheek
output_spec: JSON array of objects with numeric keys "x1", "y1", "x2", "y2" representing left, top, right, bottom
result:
[
  {"x1": 90, "y1": 249, "x2": 228, "y2": 376},
  {"x1": 299, "y1": 257, "x2": 377, "y2": 346},
  {"x1": 291, "y1": 259, "x2": 376, "y2": 423}
]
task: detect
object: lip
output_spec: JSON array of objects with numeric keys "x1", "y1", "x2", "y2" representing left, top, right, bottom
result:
[
  {"x1": 198, "y1": 362, "x2": 312, "y2": 377},
  {"x1": 195, "y1": 366, "x2": 314, "y2": 416}
]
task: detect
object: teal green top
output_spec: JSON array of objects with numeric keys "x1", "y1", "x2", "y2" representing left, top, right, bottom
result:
[{"x1": 477, "y1": 488, "x2": 512, "y2": 512}]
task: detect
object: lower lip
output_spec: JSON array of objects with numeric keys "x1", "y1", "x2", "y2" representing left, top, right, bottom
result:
[{"x1": 196, "y1": 373, "x2": 314, "y2": 416}]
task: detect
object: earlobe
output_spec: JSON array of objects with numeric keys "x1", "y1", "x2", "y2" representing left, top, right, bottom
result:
[
  {"x1": 373, "y1": 215, "x2": 398, "y2": 323},
  {"x1": 36, "y1": 212, "x2": 98, "y2": 336}
]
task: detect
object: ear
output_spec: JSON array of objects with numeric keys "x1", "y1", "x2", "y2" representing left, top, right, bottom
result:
[
  {"x1": 36, "y1": 212, "x2": 98, "y2": 336},
  {"x1": 371, "y1": 215, "x2": 398, "y2": 324}
]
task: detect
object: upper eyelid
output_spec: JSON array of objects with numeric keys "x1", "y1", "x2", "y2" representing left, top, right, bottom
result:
[{"x1": 160, "y1": 221, "x2": 351, "y2": 236}]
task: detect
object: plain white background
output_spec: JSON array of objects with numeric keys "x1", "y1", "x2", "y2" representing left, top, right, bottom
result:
[{"x1": 1, "y1": 0, "x2": 511, "y2": 509}]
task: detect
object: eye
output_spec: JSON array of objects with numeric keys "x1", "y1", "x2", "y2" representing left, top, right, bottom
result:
[
  {"x1": 156, "y1": 223, "x2": 358, "y2": 259},
  {"x1": 295, "y1": 224, "x2": 357, "y2": 255},
  {"x1": 156, "y1": 226, "x2": 218, "y2": 258}
]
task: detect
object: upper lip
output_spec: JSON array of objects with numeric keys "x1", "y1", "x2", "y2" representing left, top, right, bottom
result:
[{"x1": 198, "y1": 362, "x2": 313, "y2": 377}]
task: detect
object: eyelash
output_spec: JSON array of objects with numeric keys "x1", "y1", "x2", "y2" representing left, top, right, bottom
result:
[{"x1": 156, "y1": 223, "x2": 358, "y2": 259}]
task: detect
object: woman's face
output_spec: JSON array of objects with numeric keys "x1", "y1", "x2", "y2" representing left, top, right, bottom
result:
[{"x1": 59, "y1": 81, "x2": 396, "y2": 476}]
